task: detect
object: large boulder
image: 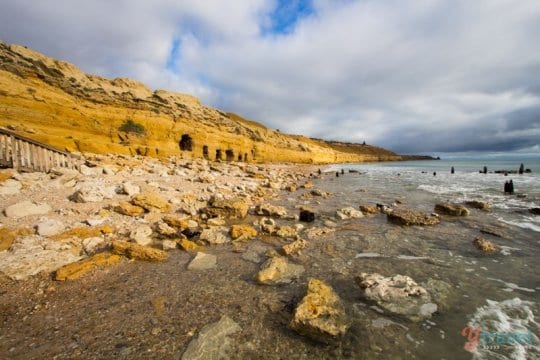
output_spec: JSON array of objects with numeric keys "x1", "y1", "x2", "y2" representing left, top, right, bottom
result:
[
  {"x1": 387, "y1": 209, "x2": 440, "y2": 226},
  {"x1": 434, "y1": 203, "x2": 470, "y2": 216},
  {"x1": 255, "y1": 256, "x2": 305, "y2": 285},
  {"x1": 131, "y1": 192, "x2": 170, "y2": 212},
  {"x1": 55, "y1": 252, "x2": 121, "y2": 281},
  {"x1": 355, "y1": 273, "x2": 437, "y2": 322},
  {"x1": 4, "y1": 201, "x2": 52, "y2": 218},
  {"x1": 289, "y1": 278, "x2": 350, "y2": 344},
  {"x1": 181, "y1": 315, "x2": 241, "y2": 360},
  {"x1": 205, "y1": 198, "x2": 250, "y2": 219}
]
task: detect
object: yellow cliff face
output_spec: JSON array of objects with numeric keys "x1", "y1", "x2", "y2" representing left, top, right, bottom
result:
[{"x1": 0, "y1": 41, "x2": 401, "y2": 164}]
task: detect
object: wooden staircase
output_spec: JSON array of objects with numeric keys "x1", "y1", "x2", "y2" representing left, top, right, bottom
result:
[{"x1": 0, "y1": 128, "x2": 80, "y2": 172}]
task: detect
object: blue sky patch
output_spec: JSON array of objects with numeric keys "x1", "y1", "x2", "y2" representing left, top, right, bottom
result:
[
  {"x1": 266, "y1": 0, "x2": 314, "y2": 35},
  {"x1": 166, "y1": 38, "x2": 182, "y2": 72}
]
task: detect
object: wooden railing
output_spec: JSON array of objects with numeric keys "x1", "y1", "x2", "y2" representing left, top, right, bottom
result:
[{"x1": 0, "y1": 128, "x2": 80, "y2": 172}]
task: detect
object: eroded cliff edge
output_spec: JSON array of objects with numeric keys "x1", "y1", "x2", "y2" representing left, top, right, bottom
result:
[{"x1": 0, "y1": 41, "x2": 401, "y2": 164}]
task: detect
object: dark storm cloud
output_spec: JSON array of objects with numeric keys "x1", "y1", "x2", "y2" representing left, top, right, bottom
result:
[{"x1": 0, "y1": 0, "x2": 539, "y2": 153}]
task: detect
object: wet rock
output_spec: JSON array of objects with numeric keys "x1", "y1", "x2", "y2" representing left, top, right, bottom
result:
[
  {"x1": 121, "y1": 182, "x2": 140, "y2": 196},
  {"x1": 187, "y1": 252, "x2": 217, "y2": 271},
  {"x1": 0, "y1": 179, "x2": 22, "y2": 195},
  {"x1": 111, "y1": 240, "x2": 168, "y2": 262},
  {"x1": 289, "y1": 278, "x2": 350, "y2": 344},
  {"x1": 0, "y1": 236, "x2": 83, "y2": 280},
  {"x1": 230, "y1": 225, "x2": 258, "y2": 240},
  {"x1": 282, "y1": 238, "x2": 307, "y2": 255},
  {"x1": 359, "y1": 205, "x2": 379, "y2": 215},
  {"x1": 255, "y1": 256, "x2": 305, "y2": 285},
  {"x1": 310, "y1": 189, "x2": 329, "y2": 197},
  {"x1": 181, "y1": 315, "x2": 241, "y2": 360},
  {"x1": 387, "y1": 209, "x2": 440, "y2": 226},
  {"x1": 464, "y1": 200, "x2": 490, "y2": 210},
  {"x1": 36, "y1": 218, "x2": 65, "y2": 237},
  {"x1": 72, "y1": 181, "x2": 116, "y2": 203},
  {"x1": 4, "y1": 201, "x2": 52, "y2": 218},
  {"x1": 178, "y1": 238, "x2": 201, "y2": 252},
  {"x1": 299, "y1": 209, "x2": 315, "y2": 222},
  {"x1": 205, "y1": 197, "x2": 250, "y2": 219},
  {"x1": 260, "y1": 217, "x2": 277, "y2": 234},
  {"x1": 82, "y1": 237, "x2": 107, "y2": 255},
  {"x1": 254, "y1": 204, "x2": 288, "y2": 218},
  {"x1": 423, "y1": 279, "x2": 453, "y2": 312},
  {"x1": 336, "y1": 207, "x2": 364, "y2": 220},
  {"x1": 529, "y1": 207, "x2": 540, "y2": 216},
  {"x1": 131, "y1": 192, "x2": 170, "y2": 212},
  {"x1": 473, "y1": 237, "x2": 498, "y2": 253},
  {"x1": 434, "y1": 203, "x2": 470, "y2": 216},
  {"x1": 356, "y1": 273, "x2": 437, "y2": 322},
  {"x1": 305, "y1": 227, "x2": 335, "y2": 239},
  {"x1": 114, "y1": 201, "x2": 145, "y2": 217},
  {"x1": 55, "y1": 252, "x2": 121, "y2": 281},
  {"x1": 199, "y1": 227, "x2": 230, "y2": 245},
  {"x1": 129, "y1": 225, "x2": 153, "y2": 246}
]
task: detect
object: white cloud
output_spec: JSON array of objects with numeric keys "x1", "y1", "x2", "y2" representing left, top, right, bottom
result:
[{"x1": 0, "y1": 0, "x2": 539, "y2": 153}]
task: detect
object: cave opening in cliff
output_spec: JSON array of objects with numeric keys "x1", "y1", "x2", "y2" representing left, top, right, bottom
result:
[
  {"x1": 202, "y1": 145, "x2": 209, "y2": 159},
  {"x1": 215, "y1": 149, "x2": 222, "y2": 161},
  {"x1": 225, "y1": 149, "x2": 234, "y2": 161},
  {"x1": 244, "y1": 153, "x2": 248, "y2": 162},
  {"x1": 237, "y1": 154, "x2": 242, "y2": 161},
  {"x1": 179, "y1": 134, "x2": 193, "y2": 151}
]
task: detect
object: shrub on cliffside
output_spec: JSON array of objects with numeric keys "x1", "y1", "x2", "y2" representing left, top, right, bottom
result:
[{"x1": 119, "y1": 119, "x2": 146, "y2": 135}]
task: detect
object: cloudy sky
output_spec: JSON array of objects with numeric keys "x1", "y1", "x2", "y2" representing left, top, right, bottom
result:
[{"x1": 1, "y1": 0, "x2": 539, "y2": 154}]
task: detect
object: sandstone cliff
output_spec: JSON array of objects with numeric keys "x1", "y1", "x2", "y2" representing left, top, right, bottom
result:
[{"x1": 0, "y1": 41, "x2": 402, "y2": 164}]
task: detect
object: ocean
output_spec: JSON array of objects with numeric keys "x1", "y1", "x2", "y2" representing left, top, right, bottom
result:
[{"x1": 313, "y1": 157, "x2": 540, "y2": 359}]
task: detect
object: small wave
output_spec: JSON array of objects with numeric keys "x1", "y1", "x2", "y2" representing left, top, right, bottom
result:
[
  {"x1": 498, "y1": 218, "x2": 540, "y2": 232},
  {"x1": 418, "y1": 184, "x2": 479, "y2": 195},
  {"x1": 466, "y1": 298, "x2": 539, "y2": 360}
]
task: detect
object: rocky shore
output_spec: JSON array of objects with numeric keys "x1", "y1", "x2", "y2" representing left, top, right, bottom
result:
[{"x1": 0, "y1": 154, "x2": 535, "y2": 359}]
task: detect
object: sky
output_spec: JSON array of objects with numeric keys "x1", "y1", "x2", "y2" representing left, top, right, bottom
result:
[{"x1": 0, "y1": 0, "x2": 539, "y2": 154}]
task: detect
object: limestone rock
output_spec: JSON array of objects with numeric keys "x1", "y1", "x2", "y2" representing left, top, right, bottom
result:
[
  {"x1": 111, "y1": 240, "x2": 168, "y2": 261},
  {"x1": 275, "y1": 226, "x2": 297, "y2": 238},
  {"x1": 464, "y1": 200, "x2": 490, "y2": 210},
  {"x1": 200, "y1": 227, "x2": 230, "y2": 245},
  {"x1": 289, "y1": 278, "x2": 350, "y2": 344},
  {"x1": 129, "y1": 225, "x2": 153, "y2": 246},
  {"x1": 359, "y1": 205, "x2": 380, "y2": 215},
  {"x1": 121, "y1": 182, "x2": 140, "y2": 196},
  {"x1": 299, "y1": 209, "x2": 315, "y2": 222},
  {"x1": 181, "y1": 315, "x2": 241, "y2": 360},
  {"x1": 310, "y1": 189, "x2": 329, "y2": 197},
  {"x1": 473, "y1": 237, "x2": 498, "y2": 253},
  {"x1": 282, "y1": 238, "x2": 307, "y2": 255},
  {"x1": 260, "y1": 217, "x2": 277, "y2": 234},
  {"x1": 178, "y1": 238, "x2": 201, "y2": 252},
  {"x1": 82, "y1": 236, "x2": 107, "y2": 255},
  {"x1": 114, "y1": 201, "x2": 145, "y2": 216},
  {"x1": 155, "y1": 222, "x2": 178, "y2": 237},
  {"x1": 163, "y1": 214, "x2": 190, "y2": 230},
  {"x1": 162, "y1": 239, "x2": 178, "y2": 251},
  {"x1": 71, "y1": 181, "x2": 116, "y2": 203},
  {"x1": 254, "y1": 204, "x2": 288, "y2": 218},
  {"x1": 387, "y1": 209, "x2": 440, "y2": 226},
  {"x1": 0, "y1": 227, "x2": 33, "y2": 251},
  {"x1": 187, "y1": 252, "x2": 217, "y2": 271},
  {"x1": 336, "y1": 207, "x2": 364, "y2": 220},
  {"x1": 0, "y1": 236, "x2": 83, "y2": 280},
  {"x1": 434, "y1": 203, "x2": 470, "y2": 216},
  {"x1": 55, "y1": 252, "x2": 121, "y2": 281},
  {"x1": 131, "y1": 192, "x2": 170, "y2": 212},
  {"x1": 255, "y1": 256, "x2": 304, "y2": 285},
  {"x1": 302, "y1": 181, "x2": 314, "y2": 189},
  {"x1": 4, "y1": 201, "x2": 52, "y2": 218},
  {"x1": 0, "y1": 179, "x2": 22, "y2": 195},
  {"x1": 305, "y1": 227, "x2": 335, "y2": 239},
  {"x1": 230, "y1": 225, "x2": 257, "y2": 240},
  {"x1": 356, "y1": 273, "x2": 437, "y2": 322},
  {"x1": 36, "y1": 218, "x2": 65, "y2": 237},
  {"x1": 207, "y1": 218, "x2": 226, "y2": 226},
  {"x1": 205, "y1": 198, "x2": 249, "y2": 219}
]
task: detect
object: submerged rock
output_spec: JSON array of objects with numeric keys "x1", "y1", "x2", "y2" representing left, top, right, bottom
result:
[
  {"x1": 289, "y1": 278, "x2": 350, "y2": 344},
  {"x1": 255, "y1": 256, "x2": 304, "y2": 285},
  {"x1": 181, "y1": 315, "x2": 241, "y2": 360},
  {"x1": 187, "y1": 252, "x2": 217, "y2": 271},
  {"x1": 472, "y1": 237, "x2": 498, "y2": 253},
  {"x1": 299, "y1": 209, "x2": 315, "y2": 222},
  {"x1": 464, "y1": 200, "x2": 490, "y2": 210},
  {"x1": 356, "y1": 273, "x2": 437, "y2": 322},
  {"x1": 55, "y1": 252, "x2": 121, "y2": 281},
  {"x1": 529, "y1": 207, "x2": 540, "y2": 216},
  {"x1": 434, "y1": 203, "x2": 470, "y2": 216},
  {"x1": 387, "y1": 209, "x2": 440, "y2": 226}
]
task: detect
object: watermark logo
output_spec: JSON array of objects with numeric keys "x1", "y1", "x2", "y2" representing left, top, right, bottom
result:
[{"x1": 461, "y1": 326, "x2": 534, "y2": 351}]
